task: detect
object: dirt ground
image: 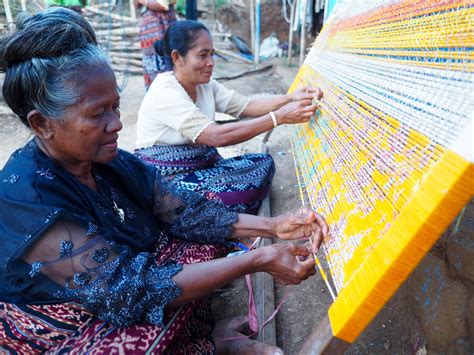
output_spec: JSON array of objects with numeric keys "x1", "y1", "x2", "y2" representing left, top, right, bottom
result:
[{"x1": 0, "y1": 56, "x2": 423, "y2": 354}]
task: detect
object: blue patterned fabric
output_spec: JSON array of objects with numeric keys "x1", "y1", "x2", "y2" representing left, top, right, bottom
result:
[{"x1": 135, "y1": 144, "x2": 275, "y2": 214}]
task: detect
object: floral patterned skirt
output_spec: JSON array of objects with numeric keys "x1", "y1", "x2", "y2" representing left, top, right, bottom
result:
[
  {"x1": 0, "y1": 239, "x2": 227, "y2": 354},
  {"x1": 135, "y1": 144, "x2": 275, "y2": 215}
]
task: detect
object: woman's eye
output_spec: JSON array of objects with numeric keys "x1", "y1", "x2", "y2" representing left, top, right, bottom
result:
[{"x1": 91, "y1": 111, "x2": 103, "y2": 118}]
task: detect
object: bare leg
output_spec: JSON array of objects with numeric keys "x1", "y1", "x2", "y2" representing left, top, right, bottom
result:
[{"x1": 212, "y1": 316, "x2": 284, "y2": 355}]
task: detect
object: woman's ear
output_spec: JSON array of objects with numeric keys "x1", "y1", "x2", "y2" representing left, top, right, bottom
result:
[
  {"x1": 27, "y1": 110, "x2": 54, "y2": 139},
  {"x1": 171, "y1": 49, "x2": 183, "y2": 67}
]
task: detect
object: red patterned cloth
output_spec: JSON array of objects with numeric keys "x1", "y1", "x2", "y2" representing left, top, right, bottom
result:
[
  {"x1": 0, "y1": 239, "x2": 226, "y2": 354},
  {"x1": 139, "y1": 8, "x2": 176, "y2": 89}
]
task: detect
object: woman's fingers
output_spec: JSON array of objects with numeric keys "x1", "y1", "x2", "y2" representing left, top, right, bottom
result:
[
  {"x1": 313, "y1": 213, "x2": 329, "y2": 238},
  {"x1": 310, "y1": 225, "x2": 323, "y2": 252}
]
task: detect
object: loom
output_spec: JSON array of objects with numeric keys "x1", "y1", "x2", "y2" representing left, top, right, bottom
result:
[{"x1": 287, "y1": 0, "x2": 473, "y2": 352}]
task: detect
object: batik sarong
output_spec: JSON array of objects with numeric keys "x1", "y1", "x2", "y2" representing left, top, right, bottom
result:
[
  {"x1": 0, "y1": 239, "x2": 226, "y2": 354},
  {"x1": 139, "y1": 8, "x2": 176, "y2": 90},
  {"x1": 135, "y1": 144, "x2": 275, "y2": 214}
]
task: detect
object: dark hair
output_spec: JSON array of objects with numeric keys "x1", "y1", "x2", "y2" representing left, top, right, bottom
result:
[
  {"x1": 154, "y1": 20, "x2": 209, "y2": 70},
  {"x1": 0, "y1": 7, "x2": 109, "y2": 127}
]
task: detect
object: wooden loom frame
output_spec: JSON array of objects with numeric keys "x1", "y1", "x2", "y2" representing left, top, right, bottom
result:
[{"x1": 287, "y1": 68, "x2": 474, "y2": 353}]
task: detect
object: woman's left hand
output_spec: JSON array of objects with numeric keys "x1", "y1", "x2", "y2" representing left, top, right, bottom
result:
[
  {"x1": 271, "y1": 206, "x2": 329, "y2": 253},
  {"x1": 288, "y1": 86, "x2": 324, "y2": 103}
]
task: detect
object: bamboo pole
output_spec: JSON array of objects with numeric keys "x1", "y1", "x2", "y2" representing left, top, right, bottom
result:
[
  {"x1": 20, "y1": 0, "x2": 27, "y2": 11},
  {"x1": 129, "y1": 0, "x2": 136, "y2": 20},
  {"x1": 254, "y1": 0, "x2": 261, "y2": 64},
  {"x1": 299, "y1": 0, "x2": 308, "y2": 66},
  {"x1": 288, "y1": 0, "x2": 297, "y2": 66},
  {"x1": 3, "y1": 0, "x2": 14, "y2": 31},
  {"x1": 250, "y1": 0, "x2": 255, "y2": 52}
]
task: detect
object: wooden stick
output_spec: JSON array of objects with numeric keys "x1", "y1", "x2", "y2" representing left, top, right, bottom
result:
[
  {"x1": 215, "y1": 64, "x2": 273, "y2": 81},
  {"x1": 111, "y1": 65, "x2": 142, "y2": 75},
  {"x1": 108, "y1": 51, "x2": 143, "y2": 60},
  {"x1": 110, "y1": 56, "x2": 142, "y2": 67},
  {"x1": 20, "y1": 0, "x2": 26, "y2": 11},
  {"x1": 85, "y1": 5, "x2": 136, "y2": 22},
  {"x1": 95, "y1": 26, "x2": 139, "y2": 37},
  {"x1": 214, "y1": 48, "x2": 253, "y2": 64}
]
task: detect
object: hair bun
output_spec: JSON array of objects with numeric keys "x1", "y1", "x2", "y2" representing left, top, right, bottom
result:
[{"x1": 0, "y1": 7, "x2": 96, "y2": 72}]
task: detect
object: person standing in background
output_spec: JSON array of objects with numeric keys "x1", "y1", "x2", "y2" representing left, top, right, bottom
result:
[
  {"x1": 45, "y1": 0, "x2": 88, "y2": 13},
  {"x1": 135, "y1": 0, "x2": 177, "y2": 90}
]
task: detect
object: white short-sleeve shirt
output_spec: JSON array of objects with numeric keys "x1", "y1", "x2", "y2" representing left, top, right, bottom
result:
[{"x1": 136, "y1": 72, "x2": 248, "y2": 148}]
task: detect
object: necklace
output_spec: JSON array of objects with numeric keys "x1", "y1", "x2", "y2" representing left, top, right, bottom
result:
[
  {"x1": 112, "y1": 201, "x2": 125, "y2": 223},
  {"x1": 95, "y1": 174, "x2": 126, "y2": 223}
]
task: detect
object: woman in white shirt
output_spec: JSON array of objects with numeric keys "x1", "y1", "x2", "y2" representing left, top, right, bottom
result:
[{"x1": 135, "y1": 20, "x2": 322, "y2": 214}]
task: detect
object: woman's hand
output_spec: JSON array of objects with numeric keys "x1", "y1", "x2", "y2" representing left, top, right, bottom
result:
[
  {"x1": 288, "y1": 86, "x2": 323, "y2": 103},
  {"x1": 274, "y1": 98, "x2": 320, "y2": 125},
  {"x1": 256, "y1": 243, "x2": 316, "y2": 285},
  {"x1": 271, "y1": 206, "x2": 329, "y2": 253}
]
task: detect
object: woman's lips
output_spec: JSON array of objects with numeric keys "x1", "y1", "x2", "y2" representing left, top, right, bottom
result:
[{"x1": 103, "y1": 138, "x2": 118, "y2": 149}]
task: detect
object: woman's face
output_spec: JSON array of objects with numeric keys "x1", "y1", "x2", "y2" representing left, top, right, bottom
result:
[
  {"x1": 175, "y1": 30, "x2": 214, "y2": 85},
  {"x1": 44, "y1": 66, "x2": 122, "y2": 166}
]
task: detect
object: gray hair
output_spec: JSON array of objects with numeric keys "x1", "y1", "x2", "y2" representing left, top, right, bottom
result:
[{"x1": 0, "y1": 7, "x2": 111, "y2": 127}]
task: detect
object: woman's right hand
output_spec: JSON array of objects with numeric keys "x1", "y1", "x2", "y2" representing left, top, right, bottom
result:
[
  {"x1": 274, "y1": 99, "x2": 320, "y2": 125},
  {"x1": 256, "y1": 243, "x2": 316, "y2": 285}
]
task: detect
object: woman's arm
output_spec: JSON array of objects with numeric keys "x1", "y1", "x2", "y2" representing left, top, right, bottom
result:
[
  {"x1": 196, "y1": 100, "x2": 318, "y2": 147},
  {"x1": 135, "y1": 0, "x2": 168, "y2": 11},
  {"x1": 241, "y1": 86, "x2": 323, "y2": 118},
  {"x1": 196, "y1": 86, "x2": 322, "y2": 147},
  {"x1": 23, "y1": 221, "x2": 316, "y2": 322},
  {"x1": 153, "y1": 175, "x2": 328, "y2": 251},
  {"x1": 170, "y1": 242, "x2": 315, "y2": 306}
]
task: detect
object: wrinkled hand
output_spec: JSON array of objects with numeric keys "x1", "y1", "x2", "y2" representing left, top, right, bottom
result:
[
  {"x1": 271, "y1": 206, "x2": 329, "y2": 253},
  {"x1": 258, "y1": 243, "x2": 316, "y2": 285},
  {"x1": 288, "y1": 86, "x2": 323, "y2": 102}
]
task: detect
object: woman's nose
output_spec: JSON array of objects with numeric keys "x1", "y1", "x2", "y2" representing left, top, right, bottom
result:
[
  {"x1": 207, "y1": 56, "x2": 214, "y2": 67},
  {"x1": 106, "y1": 112, "x2": 123, "y2": 132}
]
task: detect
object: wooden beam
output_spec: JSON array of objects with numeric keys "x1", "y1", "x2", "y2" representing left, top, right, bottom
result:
[
  {"x1": 214, "y1": 48, "x2": 253, "y2": 64},
  {"x1": 299, "y1": 0, "x2": 308, "y2": 66},
  {"x1": 253, "y1": 135, "x2": 276, "y2": 346},
  {"x1": 299, "y1": 315, "x2": 351, "y2": 355}
]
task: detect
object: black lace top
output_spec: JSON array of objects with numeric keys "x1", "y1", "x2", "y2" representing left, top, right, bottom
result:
[{"x1": 0, "y1": 140, "x2": 237, "y2": 326}]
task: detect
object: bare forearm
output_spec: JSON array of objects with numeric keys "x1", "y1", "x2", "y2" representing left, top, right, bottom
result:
[
  {"x1": 242, "y1": 95, "x2": 291, "y2": 117},
  {"x1": 232, "y1": 214, "x2": 276, "y2": 238},
  {"x1": 169, "y1": 249, "x2": 263, "y2": 306},
  {"x1": 137, "y1": 0, "x2": 168, "y2": 11},
  {"x1": 196, "y1": 115, "x2": 274, "y2": 147}
]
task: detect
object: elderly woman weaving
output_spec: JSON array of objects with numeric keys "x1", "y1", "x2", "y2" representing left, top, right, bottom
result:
[
  {"x1": 0, "y1": 8, "x2": 328, "y2": 354},
  {"x1": 135, "y1": 20, "x2": 322, "y2": 214}
]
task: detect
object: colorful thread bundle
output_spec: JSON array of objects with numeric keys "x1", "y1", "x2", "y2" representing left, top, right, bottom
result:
[{"x1": 288, "y1": 0, "x2": 473, "y2": 342}]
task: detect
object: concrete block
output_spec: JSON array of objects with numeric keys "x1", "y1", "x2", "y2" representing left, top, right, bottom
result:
[
  {"x1": 446, "y1": 204, "x2": 474, "y2": 286},
  {"x1": 445, "y1": 338, "x2": 472, "y2": 355},
  {"x1": 468, "y1": 295, "x2": 474, "y2": 344},
  {"x1": 407, "y1": 253, "x2": 469, "y2": 351}
]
